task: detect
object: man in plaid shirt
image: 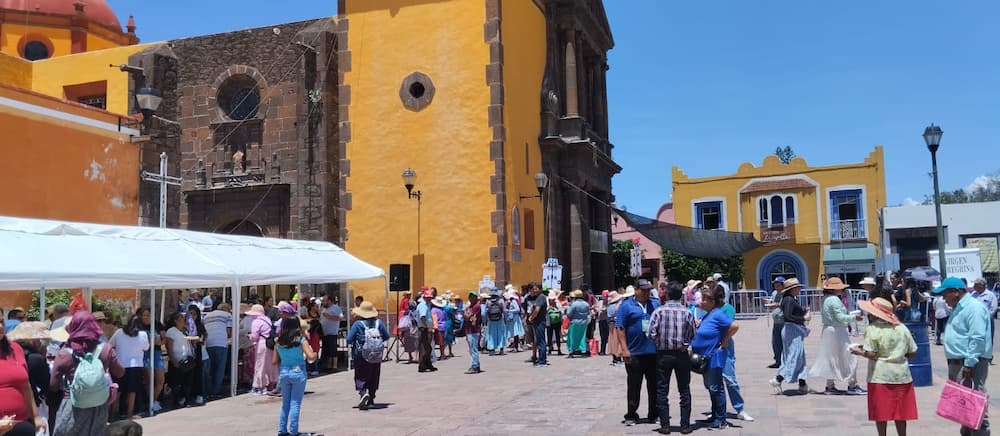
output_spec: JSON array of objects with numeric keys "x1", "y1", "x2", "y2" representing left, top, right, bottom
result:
[{"x1": 647, "y1": 281, "x2": 696, "y2": 435}]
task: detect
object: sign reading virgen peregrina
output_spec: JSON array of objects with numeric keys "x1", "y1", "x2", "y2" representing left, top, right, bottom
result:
[{"x1": 928, "y1": 248, "x2": 984, "y2": 285}]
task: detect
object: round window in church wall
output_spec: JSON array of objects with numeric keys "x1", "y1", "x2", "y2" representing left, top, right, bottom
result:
[
  {"x1": 21, "y1": 40, "x2": 51, "y2": 61},
  {"x1": 399, "y1": 72, "x2": 435, "y2": 111},
  {"x1": 217, "y1": 75, "x2": 261, "y2": 120}
]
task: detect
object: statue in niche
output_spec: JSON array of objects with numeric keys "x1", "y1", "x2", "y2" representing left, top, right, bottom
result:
[{"x1": 233, "y1": 149, "x2": 245, "y2": 175}]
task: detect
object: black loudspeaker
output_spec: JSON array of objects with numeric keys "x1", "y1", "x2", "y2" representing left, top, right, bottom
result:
[{"x1": 389, "y1": 264, "x2": 410, "y2": 292}]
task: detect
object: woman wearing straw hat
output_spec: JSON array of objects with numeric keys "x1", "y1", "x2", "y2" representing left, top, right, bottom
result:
[
  {"x1": 0, "y1": 321, "x2": 49, "y2": 436},
  {"x1": 346, "y1": 302, "x2": 389, "y2": 411},
  {"x1": 247, "y1": 304, "x2": 279, "y2": 396},
  {"x1": 566, "y1": 290, "x2": 592, "y2": 357},
  {"x1": 809, "y1": 277, "x2": 866, "y2": 395},
  {"x1": 430, "y1": 296, "x2": 448, "y2": 360},
  {"x1": 850, "y1": 297, "x2": 917, "y2": 436},
  {"x1": 768, "y1": 278, "x2": 812, "y2": 394},
  {"x1": 606, "y1": 290, "x2": 624, "y2": 366}
]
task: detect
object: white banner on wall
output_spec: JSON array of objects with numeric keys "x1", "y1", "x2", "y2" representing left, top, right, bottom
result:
[{"x1": 928, "y1": 248, "x2": 983, "y2": 285}]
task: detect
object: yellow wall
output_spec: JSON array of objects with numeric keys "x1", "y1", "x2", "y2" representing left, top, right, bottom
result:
[
  {"x1": 0, "y1": 23, "x2": 71, "y2": 58},
  {"x1": 344, "y1": 1, "x2": 494, "y2": 307},
  {"x1": 502, "y1": 0, "x2": 546, "y2": 286},
  {"x1": 0, "y1": 52, "x2": 32, "y2": 89},
  {"x1": 31, "y1": 43, "x2": 155, "y2": 115},
  {"x1": 672, "y1": 147, "x2": 887, "y2": 288},
  {"x1": 86, "y1": 33, "x2": 120, "y2": 52}
]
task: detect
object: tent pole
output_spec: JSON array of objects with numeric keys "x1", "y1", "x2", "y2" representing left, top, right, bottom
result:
[
  {"x1": 159, "y1": 288, "x2": 166, "y2": 324},
  {"x1": 83, "y1": 287, "x2": 92, "y2": 311},
  {"x1": 383, "y1": 276, "x2": 390, "y2": 328},
  {"x1": 39, "y1": 287, "x2": 46, "y2": 322},
  {"x1": 230, "y1": 279, "x2": 241, "y2": 399},
  {"x1": 149, "y1": 288, "x2": 156, "y2": 415},
  {"x1": 346, "y1": 286, "x2": 352, "y2": 370}
]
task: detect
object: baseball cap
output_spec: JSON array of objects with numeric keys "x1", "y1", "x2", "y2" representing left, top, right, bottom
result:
[
  {"x1": 773, "y1": 276, "x2": 786, "y2": 283},
  {"x1": 932, "y1": 277, "x2": 967, "y2": 295}
]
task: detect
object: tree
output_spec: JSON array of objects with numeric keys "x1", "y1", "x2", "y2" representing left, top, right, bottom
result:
[
  {"x1": 613, "y1": 239, "x2": 635, "y2": 288},
  {"x1": 923, "y1": 173, "x2": 1000, "y2": 205},
  {"x1": 661, "y1": 249, "x2": 744, "y2": 288},
  {"x1": 775, "y1": 146, "x2": 796, "y2": 164},
  {"x1": 27, "y1": 289, "x2": 74, "y2": 321}
]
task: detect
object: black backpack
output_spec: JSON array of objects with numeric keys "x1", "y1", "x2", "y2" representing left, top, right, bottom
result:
[
  {"x1": 264, "y1": 320, "x2": 277, "y2": 350},
  {"x1": 487, "y1": 300, "x2": 504, "y2": 321}
]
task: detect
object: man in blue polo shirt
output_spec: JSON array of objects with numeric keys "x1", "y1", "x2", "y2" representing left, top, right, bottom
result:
[
  {"x1": 935, "y1": 276, "x2": 992, "y2": 436},
  {"x1": 616, "y1": 279, "x2": 660, "y2": 426}
]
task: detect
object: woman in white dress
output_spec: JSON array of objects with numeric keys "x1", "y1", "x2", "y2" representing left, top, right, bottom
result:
[{"x1": 809, "y1": 277, "x2": 866, "y2": 395}]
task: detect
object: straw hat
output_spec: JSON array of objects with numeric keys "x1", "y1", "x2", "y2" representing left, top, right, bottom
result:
[
  {"x1": 49, "y1": 325, "x2": 68, "y2": 343},
  {"x1": 7, "y1": 321, "x2": 50, "y2": 342},
  {"x1": 244, "y1": 304, "x2": 266, "y2": 317},
  {"x1": 623, "y1": 286, "x2": 636, "y2": 299},
  {"x1": 352, "y1": 301, "x2": 379, "y2": 319},
  {"x1": 858, "y1": 297, "x2": 898, "y2": 325},
  {"x1": 823, "y1": 277, "x2": 850, "y2": 291},
  {"x1": 548, "y1": 289, "x2": 563, "y2": 299},
  {"x1": 607, "y1": 291, "x2": 622, "y2": 304},
  {"x1": 782, "y1": 278, "x2": 803, "y2": 290},
  {"x1": 431, "y1": 296, "x2": 447, "y2": 308},
  {"x1": 859, "y1": 277, "x2": 877, "y2": 286},
  {"x1": 691, "y1": 279, "x2": 702, "y2": 288},
  {"x1": 570, "y1": 289, "x2": 584, "y2": 299}
]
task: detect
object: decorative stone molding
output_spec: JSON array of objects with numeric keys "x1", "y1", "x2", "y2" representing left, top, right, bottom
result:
[
  {"x1": 398, "y1": 72, "x2": 435, "y2": 112},
  {"x1": 208, "y1": 65, "x2": 268, "y2": 123},
  {"x1": 485, "y1": 0, "x2": 509, "y2": 285}
]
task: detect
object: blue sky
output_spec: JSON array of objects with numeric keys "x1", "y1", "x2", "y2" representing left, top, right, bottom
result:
[{"x1": 108, "y1": 1, "x2": 1000, "y2": 218}]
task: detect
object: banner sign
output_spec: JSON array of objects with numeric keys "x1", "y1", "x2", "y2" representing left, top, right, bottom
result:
[
  {"x1": 542, "y1": 258, "x2": 562, "y2": 290},
  {"x1": 965, "y1": 236, "x2": 999, "y2": 273},
  {"x1": 929, "y1": 248, "x2": 983, "y2": 284}
]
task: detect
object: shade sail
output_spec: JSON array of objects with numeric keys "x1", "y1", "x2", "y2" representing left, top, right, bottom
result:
[
  {"x1": 614, "y1": 208, "x2": 763, "y2": 258},
  {"x1": 0, "y1": 215, "x2": 384, "y2": 290}
]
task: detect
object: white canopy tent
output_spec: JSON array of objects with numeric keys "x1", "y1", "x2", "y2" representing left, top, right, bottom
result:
[{"x1": 0, "y1": 215, "x2": 385, "y2": 412}]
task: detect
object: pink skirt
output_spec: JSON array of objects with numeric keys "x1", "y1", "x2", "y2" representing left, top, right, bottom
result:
[
  {"x1": 253, "y1": 340, "x2": 278, "y2": 389},
  {"x1": 868, "y1": 382, "x2": 918, "y2": 421}
]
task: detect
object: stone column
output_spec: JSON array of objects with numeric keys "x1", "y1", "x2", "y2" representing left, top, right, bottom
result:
[{"x1": 564, "y1": 29, "x2": 578, "y2": 116}]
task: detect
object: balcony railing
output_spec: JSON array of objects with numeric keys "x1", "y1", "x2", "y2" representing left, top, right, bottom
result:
[{"x1": 831, "y1": 219, "x2": 866, "y2": 241}]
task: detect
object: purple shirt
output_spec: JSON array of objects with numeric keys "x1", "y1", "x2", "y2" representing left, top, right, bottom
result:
[{"x1": 432, "y1": 307, "x2": 447, "y2": 331}]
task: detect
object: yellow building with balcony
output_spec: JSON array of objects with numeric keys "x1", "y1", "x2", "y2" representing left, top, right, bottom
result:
[{"x1": 672, "y1": 147, "x2": 887, "y2": 289}]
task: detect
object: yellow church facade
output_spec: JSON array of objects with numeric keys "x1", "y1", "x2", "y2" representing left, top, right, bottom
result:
[{"x1": 672, "y1": 147, "x2": 887, "y2": 290}]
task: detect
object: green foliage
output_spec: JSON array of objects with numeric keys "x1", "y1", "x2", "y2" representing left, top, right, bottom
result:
[
  {"x1": 661, "y1": 249, "x2": 744, "y2": 288},
  {"x1": 775, "y1": 146, "x2": 796, "y2": 164},
  {"x1": 613, "y1": 239, "x2": 635, "y2": 288},
  {"x1": 27, "y1": 289, "x2": 74, "y2": 321},
  {"x1": 923, "y1": 174, "x2": 1000, "y2": 205},
  {"x1": 92, "y1": 297, "x2": 136, "y2": 327}
]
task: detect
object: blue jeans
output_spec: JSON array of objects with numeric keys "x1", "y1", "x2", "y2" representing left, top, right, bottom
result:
[
  {"x1": 467, "y1": 333, "x2": 481, "y2": 368},
  {"x1": 722, "y1": 340, "x2": 744, "y2": 413},
  {"x1": 702, "y1": 366, "x2": 727, "y2": 425},
  {"x1": 207, "y1": 346, "x2": 227, "y2": 396},
  {"x1": 277, "y1": 366, "x2": 307, "y2": 435},
  {"x1": 533, "y1": 322, "x2": 547, "y2": 364}
]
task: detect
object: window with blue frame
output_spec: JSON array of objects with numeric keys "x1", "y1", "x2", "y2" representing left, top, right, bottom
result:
[
  {"x1": 759, "y1": 195, "x2": 797, "y2": 227},
  {"x1": 695, "y1": 201, "x2": 723, "y2": 230},
  {"x1": 830, "y1": 189, "x2": 864, "y2": 240}
]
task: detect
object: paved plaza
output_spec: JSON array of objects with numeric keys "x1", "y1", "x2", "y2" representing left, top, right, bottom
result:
[{"x1": 138, "y1": 317, "x2": 995, "y2": 435}]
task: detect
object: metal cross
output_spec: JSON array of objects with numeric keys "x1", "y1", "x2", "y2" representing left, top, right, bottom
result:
[{"x1": 141, "y1": 152, "x2": 182, "y2": 228}]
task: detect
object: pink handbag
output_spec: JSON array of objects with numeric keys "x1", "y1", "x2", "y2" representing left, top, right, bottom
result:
[{"x1": 937, "y1": 379, "x2": 989, "y2": 430}]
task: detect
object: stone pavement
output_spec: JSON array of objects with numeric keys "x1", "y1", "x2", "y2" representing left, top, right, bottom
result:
[{"x1": 137, "y1": 317, "x2": 994, "y2": 435}]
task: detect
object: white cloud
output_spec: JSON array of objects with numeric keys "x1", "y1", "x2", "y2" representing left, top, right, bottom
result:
[
  {"x1": 902, "y1": 197, "x2": 920, "y2": 206},
  {"x1": 966, "y1": 175, "x2": 996, "y2": 192}
]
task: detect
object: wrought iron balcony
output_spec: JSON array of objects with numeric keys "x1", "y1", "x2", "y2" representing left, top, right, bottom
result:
[{"x1": 831, "y1": 219, "x2": 866, "y2": 241}]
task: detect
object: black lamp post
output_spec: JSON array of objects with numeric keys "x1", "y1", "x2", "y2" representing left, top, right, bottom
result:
[
  {"x1": 923, "y1": 124, "x2": 947, "y2": 278},
  {"x1": 519, "y1": 172, "x2": 549, "y2": 199},
  {"x1": 402, "y1": 168, "x2": 422, "y2": 254}
]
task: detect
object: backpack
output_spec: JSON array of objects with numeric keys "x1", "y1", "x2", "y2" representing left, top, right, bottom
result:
[
  {"x1": 452, "y1": 311, "x2": 466, "y2": 338},
  {"x1": 547, "y1": 307, "x2": 561, "y2": 326},
  {"x1": 69, "y1": 344, "x2": 110, "y2": 408},
  {"x1": 487, "y1": 300, "x2": 504, "y2": 321},
  {"x1": 360, "y1": 320, "x2": 385, "y2": 364},
  {"x1": 264, "y1": 320, "x2": 277, "y2": 350}
]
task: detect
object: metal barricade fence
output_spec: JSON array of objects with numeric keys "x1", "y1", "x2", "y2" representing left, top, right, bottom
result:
[{"x1": 732, "y1": 287, "x2": 871, "y2": 336}]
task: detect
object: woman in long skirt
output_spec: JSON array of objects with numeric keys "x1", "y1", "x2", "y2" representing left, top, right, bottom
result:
[
  {"x1": 769, "y1": 278, "x2": 811, "y2": 394},
  {"x1": 484, "y1": 292, "x2": 507, "y2": 355},
  {"x1": 504, "y1": 291, "x2": 525, "y2": 352},
  {"x1": 809, "y1": 277, "x2": 865, "y2": 394},
  {"x1": 347, "y1": 302, "x2": 390, "y2": 411}
]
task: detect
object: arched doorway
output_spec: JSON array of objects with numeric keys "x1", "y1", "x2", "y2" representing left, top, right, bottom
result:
[
  {"x1": 217, "y1": 219, "x2": 265, "y2": 237},
  {"x1": 757, "y1": 250, "x2": 808, "y2": 289}
]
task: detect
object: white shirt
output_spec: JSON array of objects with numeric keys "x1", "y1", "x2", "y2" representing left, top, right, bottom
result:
[
  {"x1": 202, "y1": 295, "x2": 214, "y2": 311},
  {"x1": 321, "y1": 304, "x2": 343, "y2": 336},
  {"x1": 109, "y1": 329, "x2": 150, "y2": 368},
  {"x1": 202, "y1": 310, "x2": 232, "y2": 348},
  {"x1": 934, "y1": 296, "x2": 952, "y2": 319},
  {"x1": 973, "y1": 290, "x2": 998, "y2": 315},
  {"x1": 166, "y1": 326, "x2": 194, "y2": 361}
]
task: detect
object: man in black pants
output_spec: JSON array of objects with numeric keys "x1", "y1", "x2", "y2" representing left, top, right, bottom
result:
[
  {"x1": 617, "y1": 279, "x2": 660, "y2": 426},
  {"x1": 648, "y1": 282, "x2": 696, "y2": 434},
  {"x1": 416, "y1": 288, "x2": 437, "y2": 372}
]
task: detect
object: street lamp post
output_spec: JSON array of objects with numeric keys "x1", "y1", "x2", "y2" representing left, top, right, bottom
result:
[
  {"x1": 520, "y1": 173, "x2": 550, "y2": 258},
  {"x1": 923, "y1": 124, "x2": 947, "y2": 278},
  {"x1": 402, "y1": 168, "x2": 422, "y2": 254}
]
